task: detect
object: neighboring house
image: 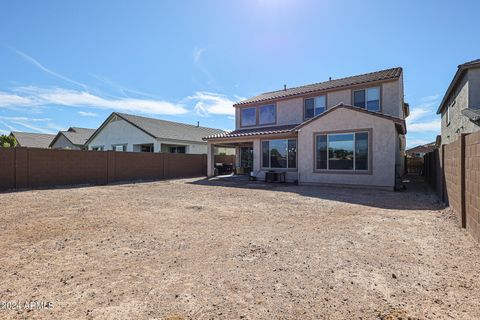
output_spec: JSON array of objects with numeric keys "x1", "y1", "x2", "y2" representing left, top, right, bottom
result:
[
  {"x1": 49, "y1": 127, "x2": 96, "y2": 150},
  {"x1": 204, "y1": 67, "x2": 408, "y2": 190},
  {"x1": 406, "y1": 142, "x2": 436, "y2": 158},
  {"x1": 85, "y1": 112, "x2": 225, "y2": 154},
  {"x1": 437, "y1": 59, "x2": 480, "y2": 145},
  {"x1": 9, "y1": 131, "x2": 56, "y2": 148}
]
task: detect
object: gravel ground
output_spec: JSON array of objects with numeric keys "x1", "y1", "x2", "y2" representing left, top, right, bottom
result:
[{"x1": 0, "y1": 176, "x2": 479, "y2": 320}]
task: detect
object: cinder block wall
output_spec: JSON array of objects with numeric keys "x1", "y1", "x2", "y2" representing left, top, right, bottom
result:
[
  {"x1": 443, "y1": 138, "x2": 463, "y2": 225},
  {"x1": 0, "y1": 148, "x2": 207, "y2": 191},
  {"x1": 465, "y1": 131, "x2": 480, "y2": 242}
]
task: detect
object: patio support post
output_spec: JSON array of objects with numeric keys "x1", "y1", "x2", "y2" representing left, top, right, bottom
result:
[{"x1": 207, "y1": 142, "x2": 215, "y2": 177}]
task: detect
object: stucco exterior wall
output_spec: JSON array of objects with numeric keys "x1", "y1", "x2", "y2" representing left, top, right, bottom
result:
[
  {"x1": 87, "y1": 118, "x2": 160, "y2": 152},
  {"x1": 234, "y1": 79, "x2": 404, "y2": 130},
  {"x1": 297, "y1": 108, "x2": 397, "y2": 188},
  {"x1": 51, "y1": 134, "x2": 80, "y2": 150},
  {"x1": 327, "y1": 89, "x2": 351, "y2": 109},
  {"x1": 440, "y1": 74, "x2": 476, "y2": 145},
  {"x1": 276, "y1": 98, "x2": 304, "y2": 125},
  {"x1": 382, "y1": 79, "x2": 403, "y2": 118},
  {"x1": 468, "y1": 67, "x2": 480, "y2": 108}
]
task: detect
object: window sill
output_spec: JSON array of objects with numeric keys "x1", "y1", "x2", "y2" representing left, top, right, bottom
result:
[{"x1": 313, "y1": 169, "x2": 372, "y2": 175}]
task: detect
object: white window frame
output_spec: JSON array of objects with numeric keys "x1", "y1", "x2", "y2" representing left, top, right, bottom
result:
[
  {"x1": 315, "y1": 131, "x2": 370, "y2": 172},
  {"x1": 112, "y1": 144, "x2": 127, "y2": 152}
]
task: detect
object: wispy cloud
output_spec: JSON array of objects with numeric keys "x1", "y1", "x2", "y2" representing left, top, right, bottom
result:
[
  {"x1": 408, "y1": 119, "x2": 441, "y2": 132},
  {"x1": 192, "y1": 47, "x2": 206, "y2": 64},
  {"x1": 78, "y1": 111, "x2": 98, "y2": 117},
  {"x1": 407, "y1": 95, "x2": 441, "y2": 133},
  {"x1": 0, "y1": 92, "x2": 33, "y2": 106},
  {"x1": 420, "y1": 94, "x2": 440, "y2": 102},
  {"x1": 12, "y1": 48, "x2": 88, "y2": 90},
  {"x1": 0, "y1": 87, "x2": 189, "y2": 115},
  {"x1": 188, "y1": 91, "x2": 239, "y2": 116},
  {"x1": 0, "y1": 120, "x2": 18, "y2": 132},
  {"x1": 0, "y1": 116, "x2": 62, "y2": 134}
]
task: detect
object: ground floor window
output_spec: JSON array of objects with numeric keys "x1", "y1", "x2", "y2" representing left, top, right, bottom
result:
[
  {"x1": 261, "y1": 139, "x2": 297, "y2": 169},
  {"x1": 315, "y1": 131, "x2": 369, "y2": 171},
  {"x1": 169, "y1": 146, "x2": 186, "y2": 153},
  {"x1": 140, "y1": 145, "x2": 153, "y2": 152},
  {"x1": 113, "y1": 144, "x2": 126, "y2": 152}
]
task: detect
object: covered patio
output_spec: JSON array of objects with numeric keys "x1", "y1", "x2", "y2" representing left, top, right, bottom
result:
[{"x1": 204, "y1": 125, "x2": 299, "y2": 182}]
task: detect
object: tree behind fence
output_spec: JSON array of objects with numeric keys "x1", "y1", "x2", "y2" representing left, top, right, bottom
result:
[{"x1": 0, "y1": 148, "x2": 207, "y2": 190}]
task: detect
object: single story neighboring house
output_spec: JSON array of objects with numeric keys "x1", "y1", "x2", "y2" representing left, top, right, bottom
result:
[
  {"x1": 85, "y1": 112, "x2": 226, "y2": 154},
  {"x1": 406, "y1": 142, "x2": 436, "y2": 158},
  {"x1": 204, "y1": 67, "x2": 408, "y2": 190},
  {"x1": 49, "y1": 127, "x2": 96, "y2": 150},
  {"x1": 9, "y1": 131, "x2": 56, "y2": 148}
]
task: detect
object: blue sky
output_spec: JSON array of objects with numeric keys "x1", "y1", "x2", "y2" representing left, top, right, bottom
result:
[{"x1": 0, "y1": 0, "x2": 479, "y2": 147}]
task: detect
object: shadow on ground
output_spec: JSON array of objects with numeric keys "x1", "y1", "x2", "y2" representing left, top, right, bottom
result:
[{"x1": 190, "y1": 174, "x2": 445, "y2": 211}]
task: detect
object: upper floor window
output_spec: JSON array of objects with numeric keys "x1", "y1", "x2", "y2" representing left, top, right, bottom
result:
[
  {"x1": 240, "y1": 107, "x2": 256, "y2": 127},
  {"x1": 353, "y1": 87, "x2": 380, "y2": 111},
  {"x1": 259, "y1": 104, "x2": 276, "y2": 125},
  {"x1": 304, "y1": 96, "x2": 326, "y2": 119}
]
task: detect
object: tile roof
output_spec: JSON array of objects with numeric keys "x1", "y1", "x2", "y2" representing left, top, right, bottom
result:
[
  {"x1": 406, "y1": 142, "x2": 437, "y2": 156},
  {"x1": 203, "y1": 124, "x2": 298, "y2": 140},
  {"x1": 10, "y1": 131, "x2": 56, "y2": 148},
  {"x1": 88, "y1": 112, "x2": 226, "y2": 144},
  {"x1": 57, "y1": 127, "x2": 96, "y2": 146},
  {"x1": 462, "y1": 108, "x2": 480, "y2": 122},
  {"x1": 235, "y1": 67, "x2": 402, "y2": 106},
  {"x1": 204, "y1": 104, "x2": 406, "y2": 140}
]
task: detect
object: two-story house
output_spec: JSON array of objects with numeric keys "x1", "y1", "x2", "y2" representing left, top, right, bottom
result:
[
  {"x1": 204, "y1": 67, "x2": 408, "y2": 190},
  {"x1": 437, "y1": 59, "x2": 480, "y2": 145}
]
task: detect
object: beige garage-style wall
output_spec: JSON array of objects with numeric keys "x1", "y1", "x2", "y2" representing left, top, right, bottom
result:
[{"x1": 297, "y1": 107, "x2": 397, "y2": 189}]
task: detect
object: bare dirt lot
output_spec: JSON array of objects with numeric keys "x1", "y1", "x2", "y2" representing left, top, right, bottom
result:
[{"x1": 0, "y1": 177, "x2": 479, "y2": 319}]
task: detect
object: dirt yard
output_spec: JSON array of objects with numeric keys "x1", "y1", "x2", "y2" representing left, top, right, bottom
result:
[{"x1": 0, "y1": 177, "x2": 479, "y2": 319}]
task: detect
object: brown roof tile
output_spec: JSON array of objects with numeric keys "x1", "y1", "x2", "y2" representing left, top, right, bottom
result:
[{"x1": 235, "y1": 67, "x2": 402, "y2": 106}]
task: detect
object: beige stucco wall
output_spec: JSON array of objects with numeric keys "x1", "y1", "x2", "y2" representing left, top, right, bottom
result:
[
  {"x1": 382, "y1": 79, "x2": 403, "y2": 118},
  {"x1": 234, "y1": 79, "x2": 404, "y2": 130},
  {"x1": 297, "y1": 108, "x2": 397, "y2": 188},
  {"x1": 327, "y1": 89, "x2": 351, "y2": 108},
  {"x1": 276, "y1": 97, "x2": 304, "y2": 125}
]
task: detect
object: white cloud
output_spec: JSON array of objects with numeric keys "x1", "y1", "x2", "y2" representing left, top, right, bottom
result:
[
  {"x1": 0, "y1": 116, "x2": 62, "y2": 134},
  {"x1": 0, "y1": 92, "x2": 33, "y2": 106},
  {"x1": 0, "y1": 87, "x2": 188, "y2": 116},
  {"x1": 420, "y1": 94, "x2": 440, "y2": 102},
  {"x1": 408, "y1": 119, "x2": 441, "y2": 133},
  {"x1": 0, "y1": 120, "x2": 18, "y2": 132},
  {"x1": 13, "y1": 48, "x2": 88, "y2": 90},
  {"x1": 78, "y1": 111, "x2": 98, "y2": 117},
  {"x1": 192, "y1": 47, "x2": 206, "y2": 64},
  {"x1": 189, "y1": 91, "x2": 238, "y2": 116}
]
